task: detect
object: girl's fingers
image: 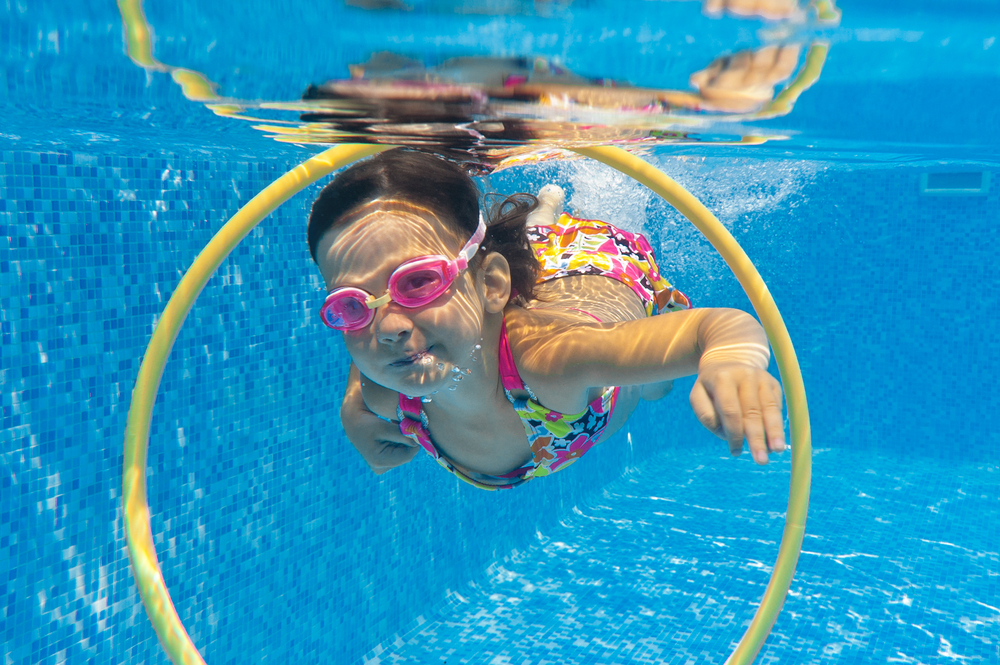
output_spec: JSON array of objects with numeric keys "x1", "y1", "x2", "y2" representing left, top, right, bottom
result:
[
  {"x1": 375, "y1": 419, "x2": 419, "y2": 447},
  {"x1": 699, "y1": 377, "x2": 746, "y2": 455},
  {"x1": 692, "y1": 369, "x2": 786, "y2": 463},
  {"x1": 690, "y1": 59, "x2": 725, "y2": 89},
  {"x1": 744, "y1": 45, "x2": 779, "y2": 88},
  {"x1": 702, "y1": 0, "x2": 725, "y2": 15},
  {"x1": 691, "y1": 378, "x2": 745, "y2": 452},
  {"x1": 773, "y1": 43, "x2": 802, "y2": 81},
  {"x1": 738, "y1": 382, "x2": 768, "y2": 464},
  {"x1": 349, "y1": 416, "x2": 419, "y2": 474},
  {"x1": 761, "y1": 381, "x2": 786, "y2": 453},
  {"x1": 689, "y1": 381, "x2": 724, "y2": 439},
  {"x1": 739, "y1": 379, "x2": 786, "y2": 464},
  {"x1": 370, "y1": 440, "x2": 420, "y2": 474}
]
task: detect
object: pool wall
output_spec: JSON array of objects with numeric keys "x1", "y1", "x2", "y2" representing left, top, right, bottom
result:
[
  {"x1": 0, "y1": 148, "x2": 701, "y2": 664},
  {"x1": 2, "y1": 147, "x2": 997, "y2": 664}
]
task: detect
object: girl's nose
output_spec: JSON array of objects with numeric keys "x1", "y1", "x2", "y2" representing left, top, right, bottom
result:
[{"x1": 374, "y1": 307, "x2": 413, "y2": 344}]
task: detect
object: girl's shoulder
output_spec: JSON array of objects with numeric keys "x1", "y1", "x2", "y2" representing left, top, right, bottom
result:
[
  {"x1": 502, "y1": 305, "x2": 606, "y2": 410},
  {"x1": 502, "y1": 305, "x2": 602, "y2": 352}
]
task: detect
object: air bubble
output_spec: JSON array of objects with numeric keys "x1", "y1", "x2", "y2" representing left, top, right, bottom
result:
[
  {"x1": 420, "y1": 355, "x2": 432, "y2": 366},
  {"x1": 421, "y1": 396, "x2": 432, "y2": 403},
  {"x1": 437, "y1": 363, "x2": 445, "y2": 371},
  {"x1": 451, "y1": 367, "x2": 462, "y2": 374},
  {"x1": 448, "y1": 385, "x2": 457, "y2": 391},
  {"x1": 453, "y1": 374, "x2": 464, "y2": 382}
]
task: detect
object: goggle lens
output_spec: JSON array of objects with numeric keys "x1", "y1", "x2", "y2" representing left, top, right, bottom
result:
[
  {"x1": 391, "y1": 267, "x2": 446, "y2": 307},
  {"x1": 321, "y1": 293, "x2": 372, "y2": 331}
]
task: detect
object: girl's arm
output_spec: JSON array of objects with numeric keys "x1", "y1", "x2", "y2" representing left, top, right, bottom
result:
[
  {"x1": 341, "y1": 363, "x2": 419, "y2": 474},
  {"x1": 517, "y1": 307, "x2": 786, "y2": 464}
]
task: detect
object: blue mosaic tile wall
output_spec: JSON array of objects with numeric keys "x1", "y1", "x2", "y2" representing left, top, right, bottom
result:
[
  {"x1": 4, "y1": 2, "x2": 999, "y2": 663},
  {"x1": 0, "y1": 148, "x2": 681, "y2": 665},
  {"x1": 2, "y1": 147, "x2": 997, "y2": 665},
  {"x1": 713, "y1": 163, "x2": 1000, "y2": 464}
]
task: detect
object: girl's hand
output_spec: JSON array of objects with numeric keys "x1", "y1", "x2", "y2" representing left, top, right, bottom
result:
[
  {"x1": 344, "y1": 411, "x2": 420, "y2": 475},
  {"x1": 689, "y1": 44, "x2": 801, "y2": 113},
  {"x1": 689, "y1": 362, "x2": 786, "y2": 464},
  {"x1": 341, "y1": 364, "x2": 419, "y2": 474},
  {"x1": 702, "y1": 0, "x2": 804, "y2": 21}
]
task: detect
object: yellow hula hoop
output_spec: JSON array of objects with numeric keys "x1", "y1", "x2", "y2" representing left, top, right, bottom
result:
[
  {"x1": 123, "y1": 144, "x2": 811, "y2": 665},
  {"x1": 574, "y1": 147, "x2": 812, "y2": 665}
]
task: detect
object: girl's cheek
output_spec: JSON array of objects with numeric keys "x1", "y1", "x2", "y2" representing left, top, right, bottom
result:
[{"x1": 343, "y1": 335, "x2": 374, "y2": 364}]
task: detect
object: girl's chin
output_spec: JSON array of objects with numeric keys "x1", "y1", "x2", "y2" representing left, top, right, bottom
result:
[
  {"x1": 387, "y1": 379, "x2": 449, "y2": 398},
  {"x1": 378, "y1": 363, "x2": 452, "y2": 396}
]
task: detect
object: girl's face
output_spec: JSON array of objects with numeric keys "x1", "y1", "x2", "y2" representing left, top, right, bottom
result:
[{"x1": 315, "y1": 200, "x2": 488, "y2": 397}]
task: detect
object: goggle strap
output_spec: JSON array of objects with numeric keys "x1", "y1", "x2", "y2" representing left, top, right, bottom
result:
[
  {"x1": 457, "y1": 213, "x2": 487, "y2": 268},
  {"x1": 366, "y1": 292, "x2": 392, "y2": 309}
]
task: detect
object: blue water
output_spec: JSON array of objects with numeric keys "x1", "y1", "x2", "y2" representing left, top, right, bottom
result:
[
  {"x1": 2, "y1": 1, "x2": 999, "y2": 664},
  {"x1": 368, "y1": 449, "x2": 997, "y2": 664}
]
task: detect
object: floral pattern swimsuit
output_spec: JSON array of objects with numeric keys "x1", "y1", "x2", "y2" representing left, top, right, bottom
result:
[{"x1": 396, "y1": 214, "x2": 691, "y2": 491}]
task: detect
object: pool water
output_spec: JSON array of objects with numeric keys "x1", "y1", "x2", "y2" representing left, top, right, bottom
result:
[
  {"x1": 364, "y1": 446, "x2": 998, "y2": 664},
  {"x1": 2, "y1": 1, "x2": 999, "y2": 664}
]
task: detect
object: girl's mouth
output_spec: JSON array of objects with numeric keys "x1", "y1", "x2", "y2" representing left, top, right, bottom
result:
[{"x1": 390, "y1": 348, "x2": 432, "y2": 367}]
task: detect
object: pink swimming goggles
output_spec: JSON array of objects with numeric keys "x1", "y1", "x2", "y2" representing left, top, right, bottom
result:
[{"x1": 320, "y1": 215, "x2": 487, "y2": 331}]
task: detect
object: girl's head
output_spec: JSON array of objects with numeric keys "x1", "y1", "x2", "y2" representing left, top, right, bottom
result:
[
  {"x1": 308, "y1": 149, "x2": 538, "y2": 299},
  {"x1": 308, "y1": 149, "x2": 538, "y2": 395}
]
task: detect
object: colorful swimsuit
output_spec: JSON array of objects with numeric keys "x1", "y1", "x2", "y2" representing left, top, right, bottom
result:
[
  {"x1": 396, "y1": 214, "x2": 691, "y2": 491},
  {"x1": 528, "y1": 213, "x2": 691, "y2": 316}
]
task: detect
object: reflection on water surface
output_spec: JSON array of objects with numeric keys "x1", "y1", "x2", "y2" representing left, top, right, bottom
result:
[{"x1": 118, "y1": 0, "x2": 841, "y2": 170}]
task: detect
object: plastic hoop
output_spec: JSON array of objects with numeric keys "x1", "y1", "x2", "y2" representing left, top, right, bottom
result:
[
  {"x1": 574, "y1": 147, "x2": 811, "y2": 664},
  {"x1": 123, "y1": 144, "x2": 810, "y2": 665}
]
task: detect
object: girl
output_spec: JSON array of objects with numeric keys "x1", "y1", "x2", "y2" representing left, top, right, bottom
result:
[{"x1": 308, "y1": 149, "x2": 785, "y2": 489}]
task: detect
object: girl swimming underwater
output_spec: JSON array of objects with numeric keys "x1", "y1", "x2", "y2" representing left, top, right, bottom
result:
[{"x1": 308, "y1": 149, "x2": 785, "y2": 489}]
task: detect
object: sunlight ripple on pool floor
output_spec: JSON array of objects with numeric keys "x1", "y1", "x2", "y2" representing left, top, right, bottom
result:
[{"x1": 364, "y1": 450, "x2": 999, "y2": 665}]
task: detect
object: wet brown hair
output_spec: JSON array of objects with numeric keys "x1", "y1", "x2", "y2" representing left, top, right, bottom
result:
[{"x1": 307, "y1": 149, "x2": 539, "y2": 301}]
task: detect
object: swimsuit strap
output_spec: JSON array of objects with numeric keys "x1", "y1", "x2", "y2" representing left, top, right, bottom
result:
[
  {"x1": 397, "y1": 394, "x2": 424, "y2": 421},
  {"x1": 497, "y1": 317, "x2": 526, "y2": 392},
  {"x1": 396, "y1": 395, "x2": 438, "y2": 459}
]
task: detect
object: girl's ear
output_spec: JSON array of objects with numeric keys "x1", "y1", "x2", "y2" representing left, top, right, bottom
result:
[{"x1": 478, "y1": 252, "x2": 512, "y2": 314}]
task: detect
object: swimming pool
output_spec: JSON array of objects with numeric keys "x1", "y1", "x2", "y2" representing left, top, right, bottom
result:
[{"x1": 2, "y1": 1, "x2": 998, "y2": 664}]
